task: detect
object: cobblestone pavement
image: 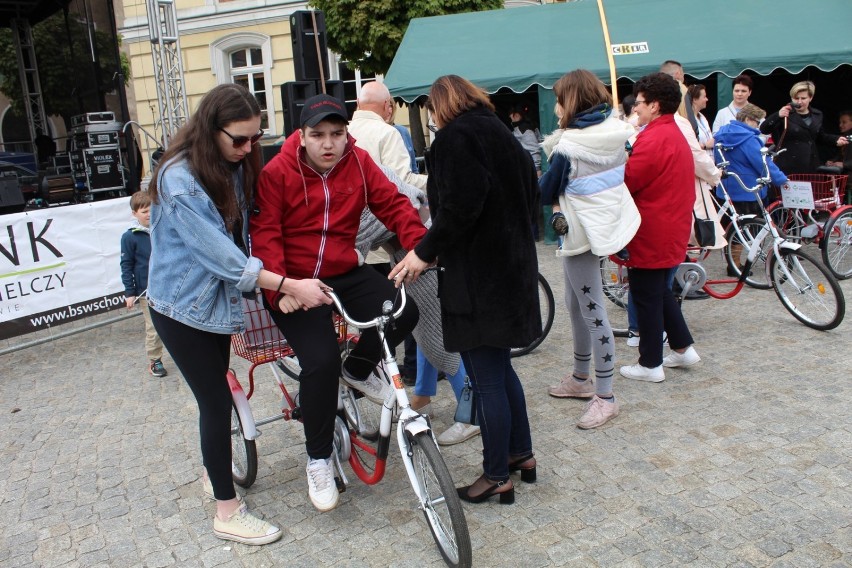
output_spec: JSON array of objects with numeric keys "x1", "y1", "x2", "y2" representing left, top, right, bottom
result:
[{"x1": 2, "y1": 243, "x2": 851, "y2": 568}]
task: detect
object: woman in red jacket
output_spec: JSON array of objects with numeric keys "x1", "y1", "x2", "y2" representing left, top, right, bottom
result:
[{"x1": 620, "y1": 73, "x2": 700, "y2": 383}]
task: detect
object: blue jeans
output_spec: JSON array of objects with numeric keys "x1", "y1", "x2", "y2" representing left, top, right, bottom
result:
[
  {"x1": 461, "y1": 346, "x2": 533, "y2": 482},
  {"x1": 414, "y1": 347, "x2": 465, "y2": 400}
]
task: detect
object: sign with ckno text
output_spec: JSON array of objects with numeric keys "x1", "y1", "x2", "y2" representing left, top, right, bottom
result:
[
  {"x1": 612, "y1": 42, "x2": 650, "y2": 55},
  {"x1": 0, "y1": 198, "x2": 131, "y2": 340}
]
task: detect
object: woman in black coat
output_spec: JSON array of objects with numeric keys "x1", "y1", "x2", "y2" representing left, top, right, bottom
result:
[
  {"x1": 760, "y1": 81, "x2": 848, "y2": 174},
  {"x1": 391, "y1": 74, "x2": 541, "y2": 504}
]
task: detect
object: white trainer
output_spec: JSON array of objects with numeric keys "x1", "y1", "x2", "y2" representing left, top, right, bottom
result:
[
  {"x1": 213, "y1": 504, "x2": 282, "y2": 545},
  {"x1": 619, "y1": 363, "x2": 665, "y2": 383},
  {"x1": 627, "y1": 331, "x2": 667, "y2": 348},
  {"x1": 306, "y1": 458, "x2": 340, "y2": 512},
  {"x1": 626, "y1": 330, "x2": 640, "y2": 347},
  {"x1": 340, "y1": 366, "x2": 391, "y2": 404},
  {"x1": 663, "y1": 345, "x2": 701, "y2": 368},
  {"x1": 437, "y1": 422, "x2": 481, "y2": 446}
]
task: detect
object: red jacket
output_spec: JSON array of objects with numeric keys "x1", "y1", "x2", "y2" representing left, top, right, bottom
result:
[
  {"x1": 250, "y1": 132, "x2": 426, "y2": 308},
  {"x1": 624, "y1": 115, "x2": 695, "y2": 268}
]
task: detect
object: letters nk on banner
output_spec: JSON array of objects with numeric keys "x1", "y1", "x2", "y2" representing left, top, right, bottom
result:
[{"x1": 0, "y1": 198, "x2": 131, "y2": 340}]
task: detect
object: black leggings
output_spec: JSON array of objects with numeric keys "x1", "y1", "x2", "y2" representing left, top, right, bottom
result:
[
  {"x1": 266, "y1": 265, "x2": 419, "y2": 460},
  {"x1": 149, "y1": 310, "x2": 236, "y2": 501}
]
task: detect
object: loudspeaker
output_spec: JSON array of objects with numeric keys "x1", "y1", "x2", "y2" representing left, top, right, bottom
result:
[
  {"x1": 290, "y1": 10, "x2": 330, "y2": 82},
  {"x1": 316, "y1": 80, "x2": 345, "y2": 102},
  {"x1": 281, "y1": 81, "x2": 318, "y2": 137}
]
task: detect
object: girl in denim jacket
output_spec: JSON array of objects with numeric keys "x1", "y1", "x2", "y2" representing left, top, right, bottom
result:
[{"x1": 147, "y1": 84, "x2": 331, "y2": 546}]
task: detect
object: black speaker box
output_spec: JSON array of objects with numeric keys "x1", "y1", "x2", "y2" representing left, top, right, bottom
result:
[
  {"x1": 281, "y1": 81, "x2": 317, "y2": 137},
  {"x1": 290, "y1": 10, "x2": 330, "y2": 82}
]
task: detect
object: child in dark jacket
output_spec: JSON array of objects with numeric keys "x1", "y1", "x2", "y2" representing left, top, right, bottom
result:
[{"x1": 120, "y1": 191, "x2": 167, "y2": 377}]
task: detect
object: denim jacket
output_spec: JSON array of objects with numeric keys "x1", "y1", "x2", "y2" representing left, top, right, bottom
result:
[{"x1": 148, "y1": 157, "x2": 262, "y2": 334}]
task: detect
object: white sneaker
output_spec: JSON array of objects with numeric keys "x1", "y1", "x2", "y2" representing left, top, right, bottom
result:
[
  {"x1": 627, "y1": 331, "x2": 667, "y2": 348},
  {"x1": 213, "y1": 504, "x2": 282, "y2": 545},
  {"x1": 619, "y1": 363, "x2": 665, "y2": 383},
  {"x1": 663, "y1": 345, "x2": 701, "y2": 368},
  {"x1": 306, "y1": 458, "x2": 339, "y2": 512},
  {"x1": 626, "y1": 330, "x2": 640, "y2": 347},
  {"x1": 340, "y1": 366, "x2": 391, "y2": 404},
  {"x1": 437, "y1": 422, "x2": 481, "y2": 446}
]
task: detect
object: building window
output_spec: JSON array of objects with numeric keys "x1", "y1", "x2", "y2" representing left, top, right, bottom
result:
[
  {"x1": 336, "y1": 60, "x2": 378, "y2": 115},
  {"x1": 211, "y1": 33, "x2": 275, "y2": 134},
  {"x1": 230, "y1": 48, "x2": 268, "y2": 131}
]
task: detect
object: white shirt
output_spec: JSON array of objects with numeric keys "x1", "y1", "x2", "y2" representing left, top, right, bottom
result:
[{"x1": 348, "y1": 110, "x2": 428, "y2": 190}]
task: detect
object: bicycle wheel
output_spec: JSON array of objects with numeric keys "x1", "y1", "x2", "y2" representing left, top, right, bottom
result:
[
  {"x1": 770, "y1": 248, "x2": 845, "y2": 331},
  {"x1": 724, "y1": 218, "x2": 772, "y2": 289},
  {"x1": 409, "y1": 432, "x2": 472, "y2": 568},
  {"x1": 821, "y1": 209, "x2": 852, "y2": 279},
  {"x1": 768, "y1": 204, "x2": 805, "y2": 242},
  {"x1": 230, "y1": 404, "x2": 257, "y2": 487},
  {"x1": 510, "y1": 273, "x2": 555, "y2": 357},
  {"x1": 600, "y1": 257, "x2": 629, "y2": 308},
  {"x1": 340, "y1": 385, "x2": 380, "y2": 441}
]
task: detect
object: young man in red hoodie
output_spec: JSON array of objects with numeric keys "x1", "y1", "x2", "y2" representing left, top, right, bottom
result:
[{"x1": 250, "y1": 95, "x2": 426, "y2": 512}]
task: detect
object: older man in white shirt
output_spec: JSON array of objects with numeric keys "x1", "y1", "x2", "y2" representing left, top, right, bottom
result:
[{"x1": 348, "y1": 81, "x2": 428, "y2": 190}]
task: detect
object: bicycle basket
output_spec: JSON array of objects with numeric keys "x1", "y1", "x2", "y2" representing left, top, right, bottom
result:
[
  {"x1": 232, "y1": 296, "x2": 290, "y2": 364},
  {"x1": 786, "y1": 173, "x2": 848, "y2": 211}
]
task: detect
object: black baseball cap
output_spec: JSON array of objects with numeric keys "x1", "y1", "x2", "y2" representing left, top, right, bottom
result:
[{"x1": 300, "y1": 94, "x2": 348, "y2": 128}]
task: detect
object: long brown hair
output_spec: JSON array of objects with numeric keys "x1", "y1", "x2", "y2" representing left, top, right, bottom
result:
[
  {"x1": 553, "y1": 69, "x2": 612, "y2": 129},
  {"x1": 427, "y1": 75, "x2": 495, "y2": 128},
  {"x1": 149, "y1": 83, "x2": 262, "y2": 227}
]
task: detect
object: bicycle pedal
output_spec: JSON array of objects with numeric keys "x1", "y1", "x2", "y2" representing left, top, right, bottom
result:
[
  {"x1": 334, "y1": 476, "x2": 346, "y2": 493},
  {"x1": 290, "y1": 407, "x2": 302, "y2": 421}
]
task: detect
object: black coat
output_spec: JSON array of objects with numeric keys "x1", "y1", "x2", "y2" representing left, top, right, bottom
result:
[
  {"x1": 415, "y1": 107, "x2": 541, "y2": 352},
  {"x1": 760, "y1": 107, "x2": 836, "y2": 174}
]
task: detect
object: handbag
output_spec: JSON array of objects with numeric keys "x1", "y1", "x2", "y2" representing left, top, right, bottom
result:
[
  {"x1": 453, "y1": 376, "x2": 478, "y2": 425},
  {"x1": 693, "y1": 182, "x2": 716, "y2": 247}
]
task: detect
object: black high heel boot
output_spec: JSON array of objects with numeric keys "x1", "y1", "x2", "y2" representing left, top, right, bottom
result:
[
  {"x1": 508, "y1": 453, "x2": 537, "y2": 483},
  {"x1": 456, "y1": 476, "x2": 515, "y2": 504}
]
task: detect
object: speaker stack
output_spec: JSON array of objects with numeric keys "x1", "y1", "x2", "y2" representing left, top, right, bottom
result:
[{"x1": 281, "y1": 10, "x2": 348, "y2": 136}]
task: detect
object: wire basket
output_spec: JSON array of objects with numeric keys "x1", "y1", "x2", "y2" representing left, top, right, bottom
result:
[
  {"x1": 787, "y1": 173, "x2": 848, "y2": 211},
  {"x1": 231, "y1": 295, "x2": 352, "y2": 366},
  {"x1": 232, "y1": 296, "x2": 293, "y2": 365}
]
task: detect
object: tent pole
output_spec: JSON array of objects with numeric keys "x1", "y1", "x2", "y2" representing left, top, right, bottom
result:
[{"x1": 596, "y1": 0, "x2": 618, "y2": 108}]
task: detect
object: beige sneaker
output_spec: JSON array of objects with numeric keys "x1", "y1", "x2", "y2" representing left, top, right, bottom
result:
[
  {"x1": 576, "y1": 396, "x2": 620, "y2": 429},
  {"x1": 213, "y1": 504, "x2": 282, "y2": 545},
  {"x1": 547, "y1": 376, "x2": 595, "y2": 398}
]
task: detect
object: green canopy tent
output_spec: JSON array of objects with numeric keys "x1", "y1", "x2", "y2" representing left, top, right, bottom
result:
[{"x1": 385, "y1": 0, "x2": 852, "y2": 132}]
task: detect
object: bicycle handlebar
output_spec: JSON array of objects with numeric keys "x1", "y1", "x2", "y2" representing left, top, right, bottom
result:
[
  {"x1": 325, "y1": 286, "x2": 407, "y2": 331},
  {"x1": 715, "y1": 144, "x2": 783, "y2": 195}
]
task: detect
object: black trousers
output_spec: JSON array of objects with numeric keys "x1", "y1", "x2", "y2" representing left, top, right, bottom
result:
[
  {"x1": 628, "y1": 267, "x2": 694, "y2": 368},
  {"x1": 149, "y1": 310, "x2": 236, "y2": 500},
  {"x1": 266, "y1": 265, "x2": 419, "y2": 459}
]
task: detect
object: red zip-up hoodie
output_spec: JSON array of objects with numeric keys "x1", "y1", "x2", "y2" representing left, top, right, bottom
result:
[{"x1": 250, "y1": 131, "x2": 426, "y2": 309}]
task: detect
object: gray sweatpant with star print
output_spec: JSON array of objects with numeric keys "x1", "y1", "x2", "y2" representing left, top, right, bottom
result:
[{"x1": 562, "y1": 251, "x2": 615, "y2": 396}]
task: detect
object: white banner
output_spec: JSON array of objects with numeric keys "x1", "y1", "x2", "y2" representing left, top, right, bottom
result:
[{"x1": 0, "y1": 198, "x2": 132, "y2": 339}]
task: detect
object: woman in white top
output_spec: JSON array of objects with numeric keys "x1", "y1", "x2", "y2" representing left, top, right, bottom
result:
[
  {"x1": 712, "y1": 74, "x2": 754, "y2": 133},
  {"x1": 688, "y1": 84, "x2": 714, "y2": 158}
]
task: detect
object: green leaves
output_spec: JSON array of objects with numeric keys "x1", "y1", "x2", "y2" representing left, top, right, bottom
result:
[{"x1": 309, "y1": 0, "x2": 502, "y2": 75}]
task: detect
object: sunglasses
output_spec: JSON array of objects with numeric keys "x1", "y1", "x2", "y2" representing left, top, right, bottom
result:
[{"x1": 219, "y1": 128, "x2": 264, "y2": 148}]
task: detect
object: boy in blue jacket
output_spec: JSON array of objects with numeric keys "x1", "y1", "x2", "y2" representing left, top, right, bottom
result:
[{"x1": 120, "y1": 191, "x2": 167, "y2": 377}]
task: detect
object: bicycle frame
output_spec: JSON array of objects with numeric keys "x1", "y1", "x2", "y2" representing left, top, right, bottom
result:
[
  {"x1": 324, "y1": 287, "x2": 434, "y2": 493},
  {"x1": 715, "y1": 146, "x2": 820, "y2": 292}
]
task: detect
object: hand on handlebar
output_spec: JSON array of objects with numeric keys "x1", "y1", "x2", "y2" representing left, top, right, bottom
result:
[
  {"x1": 280, "y1": 278, "x2": 333, "y2": 312},
  {"x1": 389, "y1": 250, "x2": 433, "y2": 288}
]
